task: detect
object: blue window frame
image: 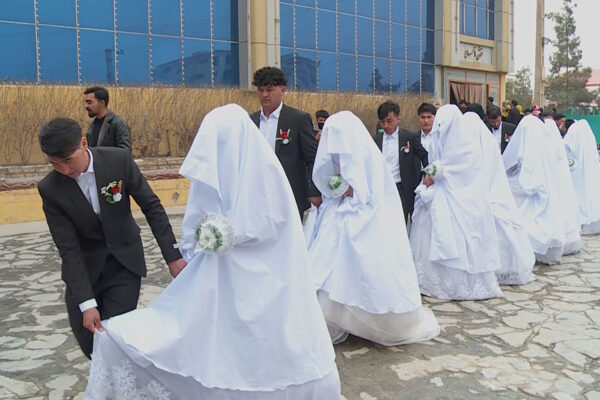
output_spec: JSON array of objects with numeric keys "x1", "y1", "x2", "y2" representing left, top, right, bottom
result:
[
  {"x1": 460, "y1": 0, "x2": 494, "y2": 39},
  {"x1": 0, "y1": 22, "x2": 37, "y2": 81},
  {"x1": 213, "y1": 41, "x2": 238, "y2": 86},
  {"x1": 80, "y1": 29, "x2": 116, "y2": 83},
  {"x1": 281, "y1": 0, "x2": 436, "y2": 93},
  {"x1": 0, "y1": 0, "x2": 35, "y2": 23}
]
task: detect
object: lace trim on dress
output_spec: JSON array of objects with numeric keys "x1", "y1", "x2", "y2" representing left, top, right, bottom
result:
[{"x1": 86, "y1": 353, "x2": 172, "y2": 400}]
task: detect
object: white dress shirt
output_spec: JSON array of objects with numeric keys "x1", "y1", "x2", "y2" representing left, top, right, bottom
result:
[
  {"x1": 259, "y1": 102, "x2": 283, "y2": 151},
  {"x1": 382, "y1": 128, "x2": 401, "y2": 183},
  {"x1": 491, "y1": 123, "x2": 502, "y2": 148},
  {"x1": 420, "y1": 129, "x2": 433, "y2": 154},
  {"x1": 75, "y1": 149, "x2": 100, "y2": 313}
]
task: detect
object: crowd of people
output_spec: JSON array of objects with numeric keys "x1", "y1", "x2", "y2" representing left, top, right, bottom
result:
[{"x1": 35, "y1": 67, "x2": 600, "y2": 399}]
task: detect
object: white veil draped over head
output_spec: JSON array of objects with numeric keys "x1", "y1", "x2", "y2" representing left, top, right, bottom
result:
[
  {"x1": 419, "y1": 105, "x2": 500, "y2": 274},
  {"x1": 465, "y1": 112, "x2": 534, "y2": 284},
  {"x1": 93, "y1": 104, "x2": 337, "y2": 394},
  {"x1": 309, "y1": 110, "x2": 422, "y2": 313},
  {"x1": 564, "y1": 119, "x2": 600, "y2": 231}
]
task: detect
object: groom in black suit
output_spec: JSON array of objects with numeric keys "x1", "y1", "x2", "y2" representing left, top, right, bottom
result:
[
  {"x1": 486, "y1": 105, "x2": 515, "y2": 154},
  {"x1": 374, "y1": 101, "x2": 429, "y2": 223},
  {"x1": 37, "y1": 118, "x2": 186, "y2": 358},
  {"x1": 250, "y1": 67, "x2": 321, "y2": 218}
]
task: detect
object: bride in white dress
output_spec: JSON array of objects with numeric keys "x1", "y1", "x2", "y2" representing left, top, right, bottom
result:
[
  {"x1": 564, "y1": 120, "x2": 600, "y2": 235},
  {"x1": 84, "y1": 104, "x2": 344, "y2": 399},
  {"x1": 304, "y1": 111, "x2": 439, "y2": 346},
  {"x1": 409, "y1": 105, "x2": 503, "y2": 300},
  {"x1": 465, "y1": 112, "x2": 535, "y2": 285}
]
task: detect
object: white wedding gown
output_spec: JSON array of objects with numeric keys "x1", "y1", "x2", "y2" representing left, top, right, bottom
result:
[
  {"x1": 410, "y1": 106, "x2": 503, "y2": 300},
  {"x1": 305, "y1": 111, "x2": 439, "y2": 346},
  {"x1": 85, "y1": 104, "x2": 344, "y2": 400}
]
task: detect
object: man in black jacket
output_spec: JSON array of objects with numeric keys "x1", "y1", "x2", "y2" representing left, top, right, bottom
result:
[
  {"x1": 37, "y1": 118, "x2": 186, "y2": 358},
  {"x1": 486, "y1": 105, "x2": 515, "y2": 154},
  {"x1": 374, "y1": 100, "x2": 429, "y2": 223},
  {"x1": 84, "y1": 86, "x2": 131, "y2": 150},
  {"x1": 250, "y1": 67, "x2": 321, "y2": 217}
]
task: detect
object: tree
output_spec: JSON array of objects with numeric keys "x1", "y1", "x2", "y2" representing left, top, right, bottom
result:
[
  {"x1": 506, "y1": 67, "x2": 533, "y2": 109},
  {"x1": 545, "y1": 0, "x2": 594, "y2": 110}
]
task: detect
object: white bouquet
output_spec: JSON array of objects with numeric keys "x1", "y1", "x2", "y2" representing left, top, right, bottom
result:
[
  {"x1": 326, "y1": 173, "x2": 350, "y2": 198},
  {"x1": 423, "y1": 161, "x2": 444, "y2": 181},
  {"x1": 194, "y1": 213, "x2": 234, "y2": 254}
]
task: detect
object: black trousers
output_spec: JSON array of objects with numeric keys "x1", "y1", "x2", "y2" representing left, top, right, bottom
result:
[
  {"x1": 396, "y1": 181, "x2": 411, "y2": 224},
  {"x1": 65, "y1": 254, "x2": 141, "y2": 359}
]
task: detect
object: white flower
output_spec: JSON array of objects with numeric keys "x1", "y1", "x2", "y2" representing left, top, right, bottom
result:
[
  {"x1": 325, "y1": 174, "x2": 350, "y2": 198},
  {"x1": 423, "y1": 161, "x2": 444, "y2": 181},
  {"x1": 112, "y1": 193, "x2": 122, "y2": 202},
  {"x1": 194, "y1": 213, "x2": 234, "y2": 254}
]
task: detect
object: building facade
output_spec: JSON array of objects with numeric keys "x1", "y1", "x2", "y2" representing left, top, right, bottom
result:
[{"x1": 0, "y1": 0, "x2": 512, "y2": 104}]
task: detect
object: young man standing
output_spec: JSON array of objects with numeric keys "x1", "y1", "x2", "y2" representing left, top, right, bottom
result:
[
  {"x1": 84, "y1": 86, "x2": 131, "y2": 150},
  {"x1": 374, "y1": 100, "x2": 429, "y2": 223},
  {"x1": 417, "y1": 103, "x2": 437, "y2": 154},
  {"x1": 249, "y1": 67, "x2": 321, "y2": 217},
  {"x1": 37, "y1": 118, "x2": 186, "y2": 358}
]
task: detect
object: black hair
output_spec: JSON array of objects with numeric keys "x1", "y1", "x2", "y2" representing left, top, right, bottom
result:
[
  {"x1": 540, "y1": 111, "x2": 554, "y2": 119},
  {"x1": 486, "y1": 105, "x2": 502, "y2": 120},
  {"x1": 39, "y1": 118, "x2": 82, "y2": 159},
  {"x1": 417, "y1": 102, "x2": 437, "y2": 115},
  {"x1": 315, "y1": 109, "x2": 329, "y2": 119},
  {"x1": 565, "y1": 119, "x2": 576, "y2": 130},
  {"x1": 252, "y1": 67, "x2": 287, "y2": 87},
  {"x1": 84, "y1": 86, "x2": 109, "y2": 106},
  {"x1": 523, "y1": 108, "x2": 532, "y2": 114},
  {"x1": 487, "y1": 96, "x2": 494, "y2": 103},
  {"x1": 377, "y1": 100, "x2": 400, "y2": 120},
  {"x1": 466, "y1": 103, "x2": 485, "y2": 120},
  {"x1": 511, "y1": 99, "x2": 518, "y2": 106},
  {"x1": 458, "y1": 99, "x2": 468, "y2": 105},
  {"x1": 553, "y1": 113, "x2": 565, "y2": 121}
]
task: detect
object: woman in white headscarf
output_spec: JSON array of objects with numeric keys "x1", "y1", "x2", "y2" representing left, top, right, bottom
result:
[
  {"x1": 304, "y1": 111, "x2": 439, "y2": 346},
  {"x1": 409, "y1": 105, "x2": 503, "y2": 300},
  {"x1": 502, "y1": 116, "x2": 570, "y2": 264},
  {"x1": 564, "y1": 120, "x2": 600, "y2": 234},
  {"x1": 85, "y1": 104, "x2": 344, "y2": 399},
  {"x1": 464, "y1": 112, "x2": 535, "y2": 285},
  {"x1": 542, "y1": 119, "x2": 581, "y2": 254}
]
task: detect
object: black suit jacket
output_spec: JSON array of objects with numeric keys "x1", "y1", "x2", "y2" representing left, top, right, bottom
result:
[
  {"x1": 38, "y1": 147, "x2": 181, "y2": 305},
  {"x1": 250, "y1": 104, "x2": 319, "y2": 213},
  {"x1": 486, "y1": 121, "x2": 515, "y2": 154},
  {"x1": 374, "y1": 129, "x2": 429, "y2": 211}
]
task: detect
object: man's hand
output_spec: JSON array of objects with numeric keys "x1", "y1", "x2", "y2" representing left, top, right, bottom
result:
[
  {"x1": 82, "y1": 308, "x2": 104, "y2": 334},
  {"x1": 423, "y1": 174, "x2": 434, "y2": 187},
  {"x1": 343, "y1": 186, "x2": 354, "y2": 198},
  {"x1": 315, "y1": 130, "x2": 322, "y2": 141},
  {"x1": 168, "y1": 257, "x2": 187, "y2": 278},
  {"x1": 308, "y1": 196, "x2": 322, "y2": 208}
]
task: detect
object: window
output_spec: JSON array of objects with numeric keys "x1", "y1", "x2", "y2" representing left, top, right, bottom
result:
[
  {"x1": 0, "y1": 0, "x2": 35, "y2": 23},
  {"x1": 460, "y1": 0, "x2": 494, "y2": 39},
  {"x1": 116, "y1": 0, "x2": 148, "y2": 33},
  {"x1": 79, "y1": 0, "x2": 114, "y2": 30},
  {"x1": 80, "y1": 29, "x2": 116, "y2": 83},
  {"x1": 38, "y1": 0, "x2": 75, "y2": 26},
  {"x1": 152, "y1": 36, "x2": 182, "y2": 85},
  {"x1": 151, "y1": 0, "x2": 181, "y2": 36},
  {"x1": 0, "y1": 23, "x2": 37, "y2": 81},
  {"x1": 281, "y1": 0, "x2": 435, "y2": 93},
  {"x1": 183, "y1": 38, "x2": 211, "y2": 86},
  {"x1": 38, "y1": 26, "x2": 78, "y2": 83},
  {"x1": 117, "y1": 33, "x2": 150, "y2": 84},
  {"x1": 182, "y1": 0, "x2": 210, "y2": 39}
]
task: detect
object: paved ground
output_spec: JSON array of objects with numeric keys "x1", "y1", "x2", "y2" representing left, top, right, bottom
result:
[{"x1": 0, "y1": 211, "x2": 599, "y2": 400}]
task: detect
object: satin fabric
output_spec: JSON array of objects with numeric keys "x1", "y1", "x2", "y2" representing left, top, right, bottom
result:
[
  {"x1": 564, "y1": 120, "x2": 600, "y2": 234},
  {"x1": 465, "y1": 112, "x2": 535, "y2": 285},
  {"x1": 305, "y1": 111, "x2": 439, "y2": 346},
  {"x1": 86, "y1": 104, "x2": 343, "y2": 399},
  {"x1": 410, "y1": 105, "x2": 502, "y2": 300}
]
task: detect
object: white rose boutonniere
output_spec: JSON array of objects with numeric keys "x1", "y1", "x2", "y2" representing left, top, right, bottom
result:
[
  {"x1": 194, "y1": 213, "x2": 235, "y2": 254},
  {"x1": 100, "y1": 180, "x2": 123, "y2": 204},
  {"x1": 423, "y1": 161, "x2": 444, "y2": 181},
  {"x1": 325, "y1": 173, "x2": 350, "y2": 198}
]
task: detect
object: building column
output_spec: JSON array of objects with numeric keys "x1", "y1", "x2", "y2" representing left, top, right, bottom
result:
[{"x1": 239, "y1": 0, "x2": 280, "y2": 89}]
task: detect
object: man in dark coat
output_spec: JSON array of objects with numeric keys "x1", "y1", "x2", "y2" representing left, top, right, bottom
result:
[
  {"x1": 373, "y1": 100, "x2": 429, "y2": 223},
  {"x1": 249, "y1": 67, "x2": 321, "y2": 217},
  {"x1": 84, "y1": 86, "x2": 131, "y2": 150},
  {"x1": 486, "y1": 105, "x2": 515, "y2": 154},
  {"x1": 37, "y1": 118, "x2": 186, "y2": 358}
]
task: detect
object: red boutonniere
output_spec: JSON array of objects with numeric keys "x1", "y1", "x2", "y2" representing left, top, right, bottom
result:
[
  {"x1": 400, "y1": 141, "x2": 411, "y2": 153},
  {"x1": 277, "y1": 129, "x2": 291, "y2": 144},
  {"x1": 504, "y1": 133, "x2": 511, "y2": 142},
  {"x1": 100, "y1": 180, "x2": 123, "y2": 204}
]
